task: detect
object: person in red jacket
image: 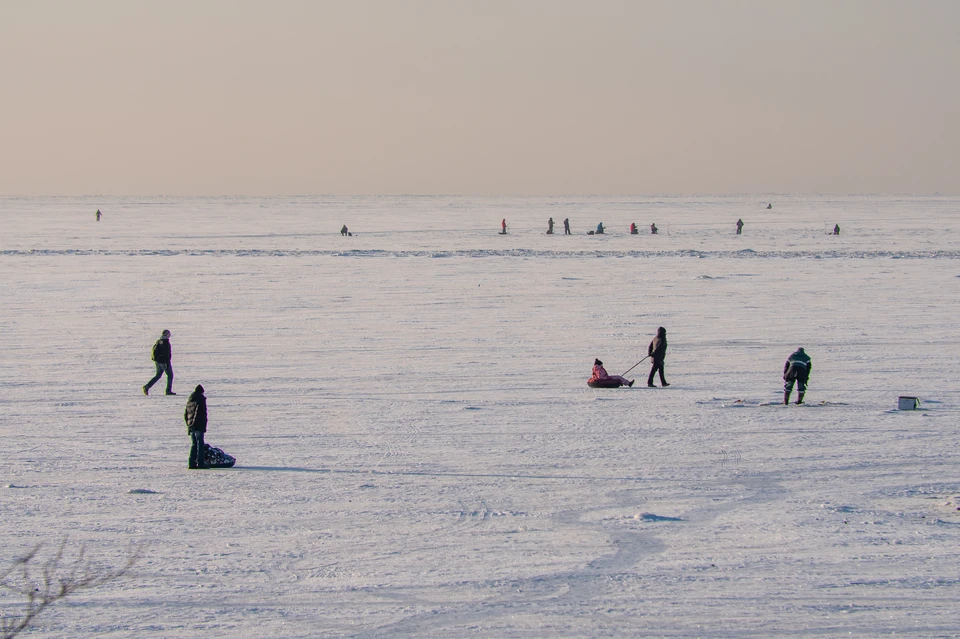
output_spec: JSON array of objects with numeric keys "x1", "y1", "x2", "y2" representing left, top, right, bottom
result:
[{"x1": 589, "y1": 359, "x2": 634, "y2": 387}]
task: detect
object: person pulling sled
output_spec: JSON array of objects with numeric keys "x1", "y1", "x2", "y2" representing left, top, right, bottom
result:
[{"x1": 647, "y1": 327, "x2": 669, "y2": 387}]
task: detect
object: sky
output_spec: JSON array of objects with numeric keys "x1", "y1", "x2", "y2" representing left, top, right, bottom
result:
[{"x1": 1, "y1": 0, "x2": 958, "y2": 196}]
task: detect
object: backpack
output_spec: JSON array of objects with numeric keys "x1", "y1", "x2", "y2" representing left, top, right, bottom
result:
[{"x1": 151, "y1": 339, "x2": 166, "y2": 362}]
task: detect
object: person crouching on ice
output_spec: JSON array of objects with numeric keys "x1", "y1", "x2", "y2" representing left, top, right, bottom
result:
[
  {"x1": 590, "y1": 359, "x2": 634, "y2": 387},
  {"x1": 185, "y1": 384, "x2": 208, "y2": 469},
  {"x1": 783, "y1": 348, "x2": 812, "y2": 405}
]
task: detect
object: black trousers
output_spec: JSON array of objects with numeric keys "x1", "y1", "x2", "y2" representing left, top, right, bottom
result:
[
  {"x1": 784, "y1": 366, "x2": 809, "y2": 393},
  {"x1": 647, "y1": 360, "x2": 667, "y2": 386}
]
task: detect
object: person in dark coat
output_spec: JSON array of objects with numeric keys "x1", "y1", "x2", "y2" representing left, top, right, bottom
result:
[
  {"x1": 143, "y1": 329, "x2": 175, "y2": 395},
  {"x1": 783, "y1": 347, "x2": 812, "y2": 404},
  {"x1": 647, "y1": 327, "x2": 669, "y2": 387},
  {"x1": 833, "y1": 224, "x2": 840, "y2": 235},
  {"x1": 736, "y1": 218, "x2": 744, "y2": 234},
  {"x1": 185, "y1": 384, "x2": 208, "y2": 469},
  {"x1": 563, "y1": 218, "x2": 571, "y2": 234},
  {"x1": 547, "y1": 218, "x2": 554, "y2": 234}
]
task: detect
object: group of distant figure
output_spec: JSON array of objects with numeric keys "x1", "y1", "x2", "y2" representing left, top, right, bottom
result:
[
  {"x1": 338, "y1": 218, "x2": 838, "y2": 237},
  {"x1": 93, "y1": 208, "x2": 840, "y2": 237},
  {"x1": 510, "y1": 216, "x2": 839, "y2": 237}
]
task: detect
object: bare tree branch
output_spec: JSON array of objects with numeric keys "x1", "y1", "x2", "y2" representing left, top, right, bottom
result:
[{"x1": 1, "y1": 540, "x2": 141, "y2": 639}]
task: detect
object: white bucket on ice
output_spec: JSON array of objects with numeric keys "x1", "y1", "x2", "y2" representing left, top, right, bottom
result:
[{"x1": 898, "y1": 396, "x2": 920, "y2": 410}]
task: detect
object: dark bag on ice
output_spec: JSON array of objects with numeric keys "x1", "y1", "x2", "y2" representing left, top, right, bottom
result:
[{"x1": 202, "y1": 443, "x2": 236, "y2": 468}]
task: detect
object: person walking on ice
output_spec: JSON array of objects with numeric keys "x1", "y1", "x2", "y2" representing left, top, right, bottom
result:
[
  {"x1": 647, "y1": 327, "x2": 669, "y2": 387},
  {"x1": 185, "y1": 384, "x2": 208, "y2": 468},
  {"x1": 563, "y1": 218, "x2": 571, "y2": 234},
  {"x1": 500, "y1": 219, "x2": 508, "y2": 234},
  {"x1": 736, "y1": 218, "x2": 744, "y2": 234},
  {"x1": 143, "y1": 329, "x2": 175, "y2": 395},
  {"x1": 783, "y1": 347, "x2": 812, "y2": 404}
]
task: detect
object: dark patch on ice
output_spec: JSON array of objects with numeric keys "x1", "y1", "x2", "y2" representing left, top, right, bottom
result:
[
  {"x1": 639, "y1": 513, "x2": 683, "y2": 522},
  {"x1": 128, "y1": 488, "x2": 159, "y2": 495},
  {"x1": 464, "y1": 406, "x2": 482, "y2": 411},
  {"x1": 6, "y1": 484, "x2": 25, "y2": 489},
  {"x1": 561, "y1": 277, "x2": 582, "y2": 280}
]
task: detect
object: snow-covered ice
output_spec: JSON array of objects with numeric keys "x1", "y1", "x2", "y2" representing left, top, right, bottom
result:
[{"x1": 2, "y1": 195, "x2": 959, "y2": 637}]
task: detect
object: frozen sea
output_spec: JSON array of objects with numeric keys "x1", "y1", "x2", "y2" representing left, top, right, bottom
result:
[{"x1": 1, "y1": 194, "x2": 959, "y2": 637}]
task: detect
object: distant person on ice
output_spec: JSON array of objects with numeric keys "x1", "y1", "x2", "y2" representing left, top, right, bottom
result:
[
  {"x1": 630, "y1": 223, "x2": 638, "y2": 234},
  {"x1": 736, "y1": 219, "x2": 744, "y2": 234},
  {"x1": 547, "y1": 217, "x2": 554, "y2": 234},
  {"x1": 590, "y1": 359, "x2": 634, "y2": 387},
  {"x1": 783, "y1": 347, "x2": 811, "y2": 405},
  {"x1": 501, "y1": 219, "x2": 507, "y2": 234},
  {"x1": 185, "y1": 384, "x2": 208, "y2": 469},
  {"x1": 767, "y1": 203, "x2": 773, "y2": 209},
  {"x1": 143, "y1": 330, "x2": 175, "y2": 396},
  {"x1": 563, "y1": 218, "x2": 571, "y2": 234},
  {"x1": 96, "y1": 209, "x2": 101, "y2": 221},
  {"x1": 340, "y1": 225, "x2": 349, "y2": 236},
  {"x1": 833, "y1": 224, "x2": 840, "y2": 235},
  {"x1": 647, "y1": 327, "x2": 670, "y2": 387},
  {"x1": 650, "y1": 223, "x2": 658, "y2": 235},
  {"x1": 596, "y1": 222, "x2": 605, "y2": 234}
]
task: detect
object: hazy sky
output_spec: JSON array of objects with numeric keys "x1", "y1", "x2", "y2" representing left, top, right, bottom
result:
[{"x1": 2, "y1": 1, "x2": 958, "y2": 195}]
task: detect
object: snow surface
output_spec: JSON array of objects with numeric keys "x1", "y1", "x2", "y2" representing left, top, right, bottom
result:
[{"x1": 2, "y1": 195, "x2": 959, "y2": 637}]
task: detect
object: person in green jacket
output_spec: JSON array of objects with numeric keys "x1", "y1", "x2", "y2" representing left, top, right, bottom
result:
[{"x1": 143, "y1": 330, "x2": 175, "y2": 396}]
